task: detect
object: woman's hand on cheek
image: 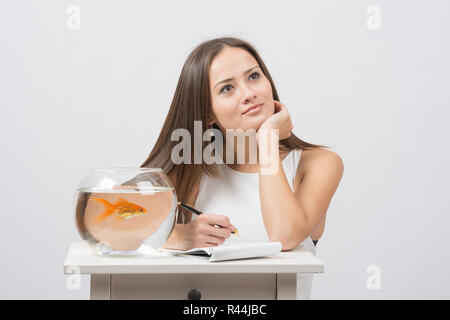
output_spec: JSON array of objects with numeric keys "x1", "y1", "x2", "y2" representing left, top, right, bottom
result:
[{"x1": 257, "y1": 100, "x2": 293, "y2": 141}]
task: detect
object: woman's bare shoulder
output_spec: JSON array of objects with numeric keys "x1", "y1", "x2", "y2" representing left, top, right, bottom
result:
[
  {"x1": 302, "y1": 148, "x2": 343, "y2": 169},
  {"x1": 295, "y1": 148, "x2": 344, "y2": 187}
]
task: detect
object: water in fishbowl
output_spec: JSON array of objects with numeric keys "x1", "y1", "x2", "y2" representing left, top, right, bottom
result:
[{"x1": 74, "y1": 185, "x2": 177, "y2": 256}]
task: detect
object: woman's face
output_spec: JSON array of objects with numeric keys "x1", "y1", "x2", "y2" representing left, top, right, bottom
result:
[{"x1": 208, "y1": 47, "x2": 274, "y2": 132}]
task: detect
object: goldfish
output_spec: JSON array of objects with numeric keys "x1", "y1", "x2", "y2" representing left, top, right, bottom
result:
[{"x1": 92, "y1": 197, "x2": 147, "y2": 223}]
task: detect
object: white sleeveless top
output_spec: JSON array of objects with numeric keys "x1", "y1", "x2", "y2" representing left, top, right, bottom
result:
[{"x1": 192, "y1": 148, "x2": 317, "y2": 300}]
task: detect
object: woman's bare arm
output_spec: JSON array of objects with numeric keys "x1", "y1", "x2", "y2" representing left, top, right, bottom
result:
[{"x1": 259, "y1": 143, "x2": 344, "y2": 251}]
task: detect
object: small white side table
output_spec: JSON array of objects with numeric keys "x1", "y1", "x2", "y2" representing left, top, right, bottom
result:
[{"x1": 63, "y1": 242, "x2": 324, "y2": 300}]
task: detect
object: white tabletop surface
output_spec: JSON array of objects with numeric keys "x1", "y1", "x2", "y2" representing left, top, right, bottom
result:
[{"x1": 63, "y1": 242, "x2": 324, "y2": 274}]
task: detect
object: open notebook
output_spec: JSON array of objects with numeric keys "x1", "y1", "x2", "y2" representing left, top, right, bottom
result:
[{"x1": 159, "y1": 241, "x2": 282, "y2": 262}]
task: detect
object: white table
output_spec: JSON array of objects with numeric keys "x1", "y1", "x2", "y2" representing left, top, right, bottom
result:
[{"x1": 63, "y1": 242, "x2": 324, "y2": 300}]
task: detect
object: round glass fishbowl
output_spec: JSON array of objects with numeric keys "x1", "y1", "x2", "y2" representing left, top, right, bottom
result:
[{"x1": 73, "y1": 167, "x2": 178, "y2": 256}]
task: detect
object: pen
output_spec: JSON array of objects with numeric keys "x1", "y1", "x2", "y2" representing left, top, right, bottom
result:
[{"x1": 177, "y1": 201, "x2": 239, "y2": 236}]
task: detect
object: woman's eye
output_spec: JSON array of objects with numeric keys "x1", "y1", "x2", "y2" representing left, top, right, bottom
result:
[
  {"x1": 220, "y1": 84, "x2": 233, "y2": 93},
  {"x1": 250, "y1": 72, "x2": 260, "y2": 80},
  {"x1": 219, "y1": 72, "x2": 260, "y2": 94}
]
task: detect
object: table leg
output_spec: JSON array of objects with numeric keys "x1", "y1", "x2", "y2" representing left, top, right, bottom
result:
[
  {"x1": 90, "y1": 274, "x2": 111, "y2": 300},
  {"x1": 276, "y1": 273, "x2": 297, "y2": 300}
]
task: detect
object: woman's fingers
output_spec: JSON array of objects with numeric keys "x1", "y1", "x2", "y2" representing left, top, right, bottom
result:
[
  {"x1": 205, "y1": 234, "x2": 226, "y2": 246},
  {"x1": 205, "y1": 224, "x2": 232, "y2": 239},
  {"x1": 199, "y1": 213, "x2": 236, "y2": 233}
]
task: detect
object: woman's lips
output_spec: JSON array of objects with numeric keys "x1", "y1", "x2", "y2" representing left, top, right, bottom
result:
[{"x1": 243, "y1": 103, "x2": 263, "y2": 115}]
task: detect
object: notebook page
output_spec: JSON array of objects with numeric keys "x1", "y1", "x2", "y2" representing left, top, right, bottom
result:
[
  {"x1": 159, "y1": 247, "x2": 213, "y2": 255},
  {"x1": 159, "y1": 242, "x2": 282, "y2": 262},
  {"x1": 208, "y1": 242, "x2": 281, "y2": 262}
]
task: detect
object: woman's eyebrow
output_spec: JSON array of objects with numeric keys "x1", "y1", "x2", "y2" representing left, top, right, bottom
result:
[{"x1": 214, "y1": 66, "x2": 260, "y2": 89}]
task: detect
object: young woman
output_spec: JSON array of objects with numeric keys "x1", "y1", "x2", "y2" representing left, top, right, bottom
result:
[{"x1": 140, "y1": 37, "x2": 344, "y2": 298}]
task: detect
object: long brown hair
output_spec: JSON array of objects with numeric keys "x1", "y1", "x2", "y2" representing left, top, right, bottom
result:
[{"x1": 140, "y1": 37, "x2": 329, "y2": 223}]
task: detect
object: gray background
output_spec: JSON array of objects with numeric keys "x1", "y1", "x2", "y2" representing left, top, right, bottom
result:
[{"x1": 1, "y1": 0, "x2": 449, "y2": 299}]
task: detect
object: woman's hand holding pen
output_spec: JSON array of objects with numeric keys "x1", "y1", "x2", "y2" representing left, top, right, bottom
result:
[{"x1": 185, "y1": 213, "x2": 237, "y2": 248}]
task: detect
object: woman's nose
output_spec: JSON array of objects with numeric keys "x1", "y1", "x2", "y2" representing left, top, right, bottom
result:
[{"x1": 240, "y1": 84, "x2": 257, "y2": 103}]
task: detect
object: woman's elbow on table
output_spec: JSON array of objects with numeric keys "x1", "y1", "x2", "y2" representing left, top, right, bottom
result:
[{"x1": 269, "y1": 234, "x2": 299, "y2": 252}]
